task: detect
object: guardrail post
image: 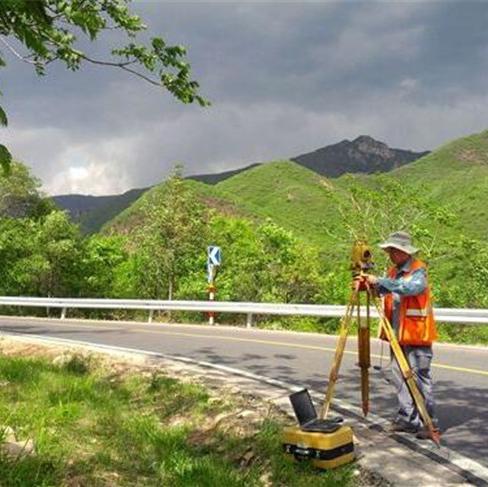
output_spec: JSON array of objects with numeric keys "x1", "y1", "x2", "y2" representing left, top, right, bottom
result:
[
  {"x1": 61, "y1": 307, "x2": 67, "y2": 320},
  {"x1": 246, "y1": 313, "x2": 253, "y2": 329},
  {"x1": 148, "y1": 310, "x2": 154, "y2": 324}
]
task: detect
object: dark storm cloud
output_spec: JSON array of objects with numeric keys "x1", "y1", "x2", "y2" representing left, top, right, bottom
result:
[
  {"x1": 139, "y1": 2, "x2": 488, "y2": 106},
  {"x1": 1, "y1": 1, "x2": 488, "y2": 195}
]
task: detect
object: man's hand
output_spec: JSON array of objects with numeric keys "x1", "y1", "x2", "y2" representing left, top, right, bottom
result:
[
  {"x1": 364, "y1": 274, "x2": 378, "y2": 286},
  {"x1": 352, "y1": 273, "x2": 378, "y2": 291},
  {"x1": 352, "y1": 275, "x2": 363, "y2": 290}
]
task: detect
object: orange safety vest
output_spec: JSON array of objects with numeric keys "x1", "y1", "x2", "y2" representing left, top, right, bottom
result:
[{"x1": 381, "y1": 258, "x2": 437, "y2": 346}]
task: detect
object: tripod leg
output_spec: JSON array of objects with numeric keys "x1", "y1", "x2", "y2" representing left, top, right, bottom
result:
[
  {"x1": 367, "y1": 285, "x2": 440, "y2": 446},
  {"x1": 320, "y1": 288, "x2": 358, "y2": 419},
  {"x1": 358, "y1": 291, "x2": 371, "y2": 416}
]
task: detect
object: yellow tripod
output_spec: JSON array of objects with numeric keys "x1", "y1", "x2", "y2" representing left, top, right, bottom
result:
[{"x1": 319, "y1": 246, "x2": 440, "y2": 447}]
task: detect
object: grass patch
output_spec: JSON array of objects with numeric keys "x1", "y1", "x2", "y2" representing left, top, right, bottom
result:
[
  {"x1": 436, "y1": 322, "x2": 488, "y2": 346},
  {"x1": 256, "y1": 316, "x2": 341, "y2": 334},
  {"x1": 0, "y1": 352, "x2": 358, "y2": 486}
]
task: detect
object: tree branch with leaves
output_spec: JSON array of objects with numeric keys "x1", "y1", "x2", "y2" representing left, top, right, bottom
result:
[{"x1": 0, "y1": 0, "x2": 209, "y2": 171}]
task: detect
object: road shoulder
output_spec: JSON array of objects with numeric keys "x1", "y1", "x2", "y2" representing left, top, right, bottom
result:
[{"x1": 1, "y1": 332, "x2": 480, "y2": 486}]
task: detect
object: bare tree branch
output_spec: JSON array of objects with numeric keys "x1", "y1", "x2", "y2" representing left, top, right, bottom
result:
[
  {"x1": 0, "y1": 36, "x2": 39, "y2": 65},
  {"x1": 80, "y1": 54, "x2": 160, "y2": 85}
]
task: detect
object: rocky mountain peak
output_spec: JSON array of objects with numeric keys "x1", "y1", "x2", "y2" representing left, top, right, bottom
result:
[
  {"x1": 292, "y1": 136, "x2": 429, "y2": 178},
  {"x1": 351, "y1": 135, "x2": 393, "y2": 158}
]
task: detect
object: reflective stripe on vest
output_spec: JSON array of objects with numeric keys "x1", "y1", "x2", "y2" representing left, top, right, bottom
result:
[{"x1": 405, "y1": 308, "x2": 429, "y2": 317}]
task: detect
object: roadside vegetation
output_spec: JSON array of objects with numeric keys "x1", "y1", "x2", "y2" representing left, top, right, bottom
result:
[
  {"x1": 0, "y1": 347, "x2": 358, "y2": 486},
  {"x1": 2, "y1": 131, "x2": 488, "y2": 345}
]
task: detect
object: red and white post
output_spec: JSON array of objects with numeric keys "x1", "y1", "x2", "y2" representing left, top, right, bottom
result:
[{"x1": 208, "y1": 282, "x2": 216, "y2": 326}]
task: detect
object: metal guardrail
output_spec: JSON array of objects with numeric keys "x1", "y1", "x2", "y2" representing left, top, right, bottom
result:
[{"x1": 0, "y1": 296, "x2": 488, "y2": 327}]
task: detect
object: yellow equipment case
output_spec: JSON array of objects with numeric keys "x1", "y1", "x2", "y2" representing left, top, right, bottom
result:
[{"x1": 282, "y1": 425, "x2": 355, "y2": 470}]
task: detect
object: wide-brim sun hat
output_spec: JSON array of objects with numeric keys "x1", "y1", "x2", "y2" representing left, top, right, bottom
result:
[{"x1": 379, "y1": 231, "x2": 418, "y2": 255}]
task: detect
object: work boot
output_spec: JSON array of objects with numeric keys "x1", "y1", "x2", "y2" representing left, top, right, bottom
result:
[
  {"x1": 416, "y1": 427, "x2": 441, "y2": 440},
  {"x1": 388, "y1": 420, "x2": 419, "y2": 434}
]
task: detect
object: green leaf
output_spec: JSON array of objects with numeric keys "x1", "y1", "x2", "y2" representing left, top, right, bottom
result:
[
  {"x1": 0, "y1": 144, "x2": 12, "y2": 174},
  {"x1": 0, "y1": 106, "x2": 8, "y2": 126}
]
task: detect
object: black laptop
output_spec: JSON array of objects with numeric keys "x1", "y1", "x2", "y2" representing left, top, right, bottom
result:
[{"x1": 289, "y1": 389, "x2": 343, "y2": 433}]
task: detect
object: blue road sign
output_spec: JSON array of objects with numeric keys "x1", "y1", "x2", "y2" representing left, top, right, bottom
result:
[{"x1": 207, "y1": 246, "x2": 222, "y2": 266}]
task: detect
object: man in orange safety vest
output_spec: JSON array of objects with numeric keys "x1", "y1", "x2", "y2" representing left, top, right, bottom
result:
[{"x1": 364, "y1": 231, "x2": 439, "y2": 440}]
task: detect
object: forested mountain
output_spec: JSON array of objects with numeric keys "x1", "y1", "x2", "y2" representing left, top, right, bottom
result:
[
  {"x1": 103, "y1": 129, "x2": 488, "y2": 313},
  {"x1": 4, "y1": 130, "x2": 488, "y2": 344},
  {"x1": 53, "y1": 187, "x2": 148, "y2": 234},
  {"x1": 53, "y1": 136, "x2": 427, "y2": 233},
  {"x1": 106, "y1": 130, "x2": 488, "y2": 248}
]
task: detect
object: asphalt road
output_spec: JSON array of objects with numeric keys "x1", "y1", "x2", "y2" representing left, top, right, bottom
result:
[{"x1": 1, "y1": 316, "x2": 488, "y2": 471}]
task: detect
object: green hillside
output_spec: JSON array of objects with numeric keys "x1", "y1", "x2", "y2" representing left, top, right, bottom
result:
[
  {"x1": 213, "y1": 130, "x2": 488, "y2": 247},
  {"x1": 104, "y1": 161, "x2": 356, "y2": 255},
  {"x1": 215, "y1": 161, "x2": 344, "y2": 247},
  {"x1": 104, "y1": 129, "x2": 488, "y2": 253},
  {"x1": 103, "y1": 178, "x2": 254, "y2": 234},
  {"x1": 64, "y1": 131, "x2": 488, "y2": 241},
  {"x1": 391, "y1": 129, "x2": 488, "y2": 239}
]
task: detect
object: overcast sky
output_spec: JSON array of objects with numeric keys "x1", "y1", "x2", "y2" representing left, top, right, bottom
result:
[{"x1": 2, "y1": 1, "x2": 488, "y2": 196}]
